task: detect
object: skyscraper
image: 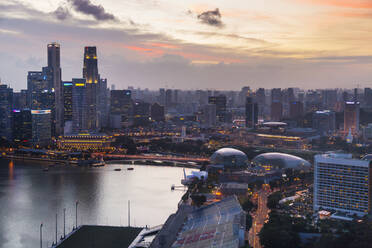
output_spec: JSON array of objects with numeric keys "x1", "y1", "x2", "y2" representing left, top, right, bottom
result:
[
  {"x1": 72, "y1": 79, "x2": 87, "y2": 133},
  {"x1": 208, "y1": 95, "x2": 227, "y2": 123},
  {"x1": 271, "y1": 88, "x2": 283, "y2": 121},
  {"x1": 312, "y1": 110, "x2": 336, "y2": 136},
  {"x1": 83, "y1": 46, "x2": 99, "y2": 131},
  {"x1": 110, "y1": 90, "x2": 133, "y2": 129},
  {"x1": 63, "y1": 81, "x2": 73, "y2": 134},
  {"x1": 47, "y1": 42, "x2": 62, "y2": 136},
  {"x1": 12, "y1": 109, "x2": 32, "y2": 145},
  {"x1": 245, "y1": 96, "x2": 258, "y2": 129},
  {"x1": 344, "y1": 101, "x2": 360, "y2": 136},
  {"x1": 0, "y1": 84, "x2": 13, "y2": 140}
]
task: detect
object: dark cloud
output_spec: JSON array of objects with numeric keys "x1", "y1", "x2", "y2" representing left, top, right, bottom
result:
[
  {"x1": 53, "y1": 6, "x2": 71, "y2": 20},
  {"x1": 68, "y1": 0, "x2": 117, "y2": 21},
  {"x1": 197, "y1": 8, "x2": 224, "y2": 27}
]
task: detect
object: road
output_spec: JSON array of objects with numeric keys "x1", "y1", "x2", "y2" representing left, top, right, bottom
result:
[{"x1": 249, "y1": 189, "x2": 270, "y2": 248}]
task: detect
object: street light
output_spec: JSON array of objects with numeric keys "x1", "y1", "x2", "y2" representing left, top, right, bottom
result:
[{"x1": 40, "y1": 223, "x2": 43, "y2": 248}]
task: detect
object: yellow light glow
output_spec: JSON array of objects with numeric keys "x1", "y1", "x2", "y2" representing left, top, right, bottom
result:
[{"x1": 75, "y1": 83, "x2": 85, "y2": 86}]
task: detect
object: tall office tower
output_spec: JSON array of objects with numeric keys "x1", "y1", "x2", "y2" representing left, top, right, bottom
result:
[
  {"x1": 97, "y1": 78, "x2": 109, "y2": 128},
  {"x1": 289, "y1": 101, "x2": 304, "y2": 119},
  {"x1": 322, "y1": 89, "x2": 337, "y2": 110},
  {"x1": 12, "y1": 109, "x2": 32, "y2": 145},
  {"x1": 13, "y1": 90, "x2": 28, "y2": 109},
  {"x1": 63, "y1": 81, "x2": 73, "y2": 134},
  {"x1": 202, "y1": 104, "x2": 217, "y2": 128},
  {"x1": 173, "y1": 89, "x2": 179, "y2": 106},
  {"x1": 245, "y1": 97, "x2": 258, "y2": 128},
  {"x1": 364, "y1": 88, "x2": 372, "y2": 108},
  {"x1": 47, "y1": 42, "x2": 62, "y2": 136},
  {"x1": 165, "y1": 89, "x2": 172, "y2": 110},
  {"x1": 287, "y1": 88, "x2": 295, "y2": 102},
  {"x1": 208, "y1": 95, "x2": 227, "y2": 123},
  {"x1": 344, "y1": 101, "x2": 360, "y2": 136},
  {"x1": 0, "y1": 84, "x2": 13, "y2": 140},
  {"x1": 27, "y1": 71, "x2": 47, "y2": 109},
  {"x1": 256, "y1": 88, "x2": 266, "y2": 117},
  {"x1": 314, "y1": 153, "x2": 372, "y2": 216},
  {"x1": 31, "y1": 110, "x2": 51, "y2": 147},
  {"x1": 150, "y1": 103, "x2": 165, "y2": 122},
  {"x1": 72, "y1": 79, "x2": 87, "y2": 133},
  {"x1": 312, "y1": 110, "x2": 336, "y2": 136},
  {"x1": 110, "y1": 90, "x2": 133, "y2": 129},
  {"x1": 83, "y1": 46, "x2": 98, "y2": 131},
  {"x1": 238, "y1": 86, "x2": 250, "y2": 106},
  {"x1": 270, "y1": 88, "x2": 283, "y2": 121},
  {"x1": 133, "y1": 100, "x2": 150, "y2": 126}
]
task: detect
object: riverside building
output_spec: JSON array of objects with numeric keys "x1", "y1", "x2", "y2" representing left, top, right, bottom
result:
[{"x1": 314, "y1": 153, "x2": 371, "y2": 217}]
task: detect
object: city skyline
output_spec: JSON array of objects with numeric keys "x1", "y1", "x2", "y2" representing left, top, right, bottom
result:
[{"x1": 1, "y1": 0, "x2": 372, "y2": 91}]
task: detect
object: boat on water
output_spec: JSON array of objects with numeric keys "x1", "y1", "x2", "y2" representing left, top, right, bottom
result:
[
  {"x1": 114, "y1": 168, "x2": 122, "y2": 171},
  {"x1": 127, "y1": 167, "x2": 134, "y2": 171}
]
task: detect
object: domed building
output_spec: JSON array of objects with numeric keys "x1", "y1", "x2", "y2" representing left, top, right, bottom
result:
[
  {"x1": 252, "y1": 152, "x2": 311, "y2": 172},
  {"x1": 209, "y1": 148, "x2": 248, "y2": 169}
]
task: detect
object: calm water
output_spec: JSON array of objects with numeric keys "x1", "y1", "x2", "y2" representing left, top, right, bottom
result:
[{"x1": 0, "y1": 159, "x2": 193, "y2": 248}]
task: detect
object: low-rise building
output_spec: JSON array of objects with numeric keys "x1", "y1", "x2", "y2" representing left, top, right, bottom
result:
[{"x1": 57, "y1": 133, "x2": 113, "y2": 151}]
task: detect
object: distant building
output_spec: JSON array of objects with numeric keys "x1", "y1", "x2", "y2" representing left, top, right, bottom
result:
[
  {"x1": 57, "y1": 133, "x2": 113, "y2": 151},
  {"x1": 13, "y1": 90, "x2": 28, "y2": 110},
  {"x1": 31, "y1": 110, "x2": 51, "y2": 147},
  {"x1": 289, "y1": 101, "x2": 303, "y2": 119},
  {"x1": 71, "y1": 79, "x2": 87, "y2": 133},
  {"x1": 63, "y1": 81, "x2": 73, "y2": 132},
  {"x1": 110, "y1": 90, "x2": 132, "y2": 129},
  {"x1": 363, "y1": 123, "x2": 372, "y2": 141},
  {"x1": 47, "y1": 42, "x2": 63, "y2": 136},
  {"x1": 344, "y1": 101, "x2": 360, "y2": 136},
  {"x1": 150, "y1": 103, "x2": 165, "y2": 122},
  {"x1": 364, "y1": 88, "x2": 372, "y2": 108},
  {"x1": 208, "y1": 95, "x2": 227, "y2": 123},
  {"x1": 314, "y1": 153, "x2": 372, "y2": 217},
  {"x1": 83, "y1": 46, "x2": 99, "y2": 131},
  {"x1": 245, "y1": 96, "x2": 258, "y2": 128},
  {"x1": 0, "y1": 84, "x2": 13, "y2": 140},
  {"x1": 312, "y1": 110, "x2": 336, "y2": 136},
  {"x1": 270, "y1": 102, "x2": 283, "y2": 121},
  {"x1": 12, "y1": 109, "x2": 32, "y2": 145},
  {"x1": 202, "y1": 104, "x2": 216, "y2": 128},
  {"x1": 97, "y1": 78, "x2": 109, "y2": 129},
  {"x1": 133, "y1": 100, "x2": 150, "y2": 126}
]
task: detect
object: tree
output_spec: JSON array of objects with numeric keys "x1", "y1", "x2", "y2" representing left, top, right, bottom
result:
[
  {"x1": 112, "y1": 136, "x2": 137, "y2": 154},
  {"x1": 267, "y1": 191, "x2": 282, "y2": 209}
]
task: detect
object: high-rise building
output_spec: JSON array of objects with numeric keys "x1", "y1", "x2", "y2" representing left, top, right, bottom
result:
[
  {"x1": 289, "y1": 101, "x2": 304, "y2": 119},
  {"x1": 97, "y1": 78, "x2": 109, "y2": 129},
  {"x1": 72, "y1": 79, "x2": 87, "y2": 133},
  {"x1": 110, "y1": 90, "x2": 132, "y2": 129},
  {"x1": 31, "y1": 110, "x2": 51, "y2": 147},
  {"x1": 27, "y1": 71, "x2": 47, "y2": 109},
  {"x1": 202, "y1": 104, "x2": 216, "y2": 128},
  {"x1": 322, "y1": 89, "x2": 337, "y2": 110},
  {"x1": 47, "y1": 42, "x2": 62, "y2": 136},
  {"x1": 344, "y1": 101, "x2": 360, "y2": 136},
  {"x1": 0, "y1": 84, "x2": 13, "y2": 140},
  {"x1": 83, "y1": 46, "x2": 98, "y2": 131},
  {"x1": 63, "y1": 81, "x2": 73, "y2": 134},
  {"x1": 12, "y1": 109, "x2": 32, "y2": 145},
  {"x1": 133, "y1": 100, "x2": 150, "y2": 126},
  {"x1": 150, "y1": 103, "x2": 165, "y2": 122},
  {"x1": 364, "y1": 88, "x2": 372, "y2": 108},
  {"x1": 245, "y1": 97, "x2": 258, "y2": 128},
  {"x1": 208, "y1": 95, "x2": 227, "y2": 123},
  {"x1": 314, "y1": 153, "x2": 372, "y2": 216},
  {"x1": 165, "y1": 89, "x2": 172, "y2": 110},
  {"x1": 271, "y1": 88, "x2": 283, "y2": 121},
  {"x1": 13, "y1": 90, "x2": 28, "y2": 110},
  {"x1": 312, "y1": 110, "x2": 336, "y2": 136}
]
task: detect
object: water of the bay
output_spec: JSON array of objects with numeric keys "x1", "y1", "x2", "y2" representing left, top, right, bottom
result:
[{"x1": 0, "y1": 159, "x2": 194, "y2": 248}]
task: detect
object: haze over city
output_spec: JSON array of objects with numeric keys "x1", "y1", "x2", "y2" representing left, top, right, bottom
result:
[{"x1": 2, "y1": 0, "x2": 372, "y2": 91}]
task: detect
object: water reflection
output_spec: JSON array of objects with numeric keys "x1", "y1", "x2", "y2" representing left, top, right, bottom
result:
[{"x1": 0, "y1": 160, "x2": 193, "y2": 248}]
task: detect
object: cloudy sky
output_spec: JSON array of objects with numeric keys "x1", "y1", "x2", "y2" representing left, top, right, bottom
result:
[{"x1": 1, "y1": 0, "x2": 372, "y2": 91}]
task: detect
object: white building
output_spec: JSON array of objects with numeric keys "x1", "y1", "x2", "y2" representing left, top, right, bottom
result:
[{"x1": 314, "y1": 153, "x2": 371, "y2": 216}]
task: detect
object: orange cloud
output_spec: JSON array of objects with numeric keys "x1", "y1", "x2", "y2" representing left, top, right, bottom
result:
[
  {"x1": 123, "y1": 45, "x2": 164, "y2": 57},
  {"x1": 147, "y1": 42, "x2": 179, "y2": 49},
  {"x1": 302, "y1": 0, "x2": 372, "y2": 9}
]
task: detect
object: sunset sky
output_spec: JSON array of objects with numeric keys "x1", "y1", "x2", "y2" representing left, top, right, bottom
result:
[{"x1": 1, "y1": 0, "x2": 372, "y2": 90}]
